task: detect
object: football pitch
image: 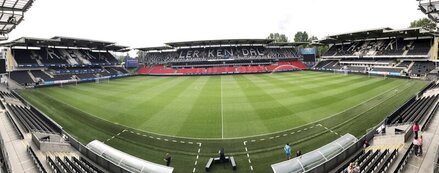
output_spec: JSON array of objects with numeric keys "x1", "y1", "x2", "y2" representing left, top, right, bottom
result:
[{"x1": 19, "y1": 71, "x2": 428, "y2": 172}]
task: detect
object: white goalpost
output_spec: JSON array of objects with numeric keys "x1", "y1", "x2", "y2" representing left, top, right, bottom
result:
[{"x1": 96, "y1": 77, "x2": 110, "y2": 84}]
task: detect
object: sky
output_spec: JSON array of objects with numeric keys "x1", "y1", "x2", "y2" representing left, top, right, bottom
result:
[{"x1": 8, "y1": 0, "x2": 426, "y2": 49}]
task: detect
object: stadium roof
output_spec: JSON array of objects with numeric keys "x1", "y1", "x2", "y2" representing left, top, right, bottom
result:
[
  {"x1": 136, "y1": 46, "x2": 174, "y2": 51},
  {"x1": 418, "y1": 0, "x2": 439, "y2": 22},
  {"x1": 319, "y1": 27, "x2": 435, "y2": 44},
  {"x1": 0, "y1": 0, "x2": 35, "y2": 37},
  {"x1": 267, "y1": 42, "x2": 309, "y2": 46},
  {"x1": 165, "y1": 39, "x2": 274, "y2": 47},
  {"x1": 0, "y1": 36, "x2": 129, "y2": 51}
]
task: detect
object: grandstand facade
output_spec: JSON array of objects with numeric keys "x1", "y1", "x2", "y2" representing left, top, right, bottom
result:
[
  {"x1": 0, "y1": 37, "x2": 130, "y2": 87},
  {"x1": 315, "y1": 27, "x2": 438, "y2": 78},
  {"x1": 136, "y1": 39, "x2": 307, "y2": 75},
  {"x1": 2, "y1": 31, "x2": 439, "y2": 173}
]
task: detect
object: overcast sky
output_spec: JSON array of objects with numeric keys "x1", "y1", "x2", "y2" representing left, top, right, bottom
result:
[{"x1": 8, "y1": 0, "x2": 426, "y2": 48}]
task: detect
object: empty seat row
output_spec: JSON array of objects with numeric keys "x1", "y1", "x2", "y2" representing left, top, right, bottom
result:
[
  {"x1": 27, "y1": 146, "x2": 47, "y2": 173},
  {"x1": 338, "y1": 149, "x2": 397, "y2": 173},
  {"x1": 47, "y1": 156, "x2": 105, "y2": 173},
  {"x1": 9, "y1": 71, "x2": 35, "y2": 86},
  {"x1": 0, "y1": 91, "x2": 16, "y2": 99},
  {"x1": 6, "y1": 104, "x2": 57, "y2": 133},
  {"x1": 390, "y1": 95, "x2": 439, "y2": 124}
]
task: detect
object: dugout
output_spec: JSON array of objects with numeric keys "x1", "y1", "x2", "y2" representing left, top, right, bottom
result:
[
  {"x1": 271, "y1": 134, "x2": 358, "y2": 173},
  {"x1": 86, "y1": 140, "x2": 174, "y2": 173}
]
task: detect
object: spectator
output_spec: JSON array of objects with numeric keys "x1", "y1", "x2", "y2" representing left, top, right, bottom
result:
[
  {"x1": 296, "y1": 150, "x2": 302, "y2": 157},
  {"x1": 164, "y1": 153, "x2": 171, "y2": 166},
  {"x1": 353, "y1": 162, "x2": 360, "y2": 173},
  {"x1": 418, "y1": 135, "x2": 423, "y2": 156},
  {"x1": 363, "y1": 140, "x2": 370, "y2": 148},
  {"x1": 413, "y1": 121, "x2": 420, "y2": 138},
  {"x1": 284, "y1": 143, "x2": 292, "y2": 160},
  {"x1": 219, "y1": 147, "x2": 226, "y2": 168},
  {"x1": 384, "y1": 116, "x2": 390, "y2": 126},
  {"x1": 347, "y1": 162, "x2": 360, "y2": 173},
  {"x1": 397, "y1": 115, "x2": 403, "y2": 124},
  {"x1": 413, "y1": 136, "x2": 420, "y2": 156}
]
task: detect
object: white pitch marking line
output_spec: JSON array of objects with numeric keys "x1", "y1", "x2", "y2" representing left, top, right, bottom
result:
[
  {"x1": 220, "y1": 76, "x2": 224, "y2": 139},
  {"x1": 105, "y1": 129, "x2": 126, "y2": 143},
  {"x1": 243, "y1": 141, "x2": 254, "y2": 171},
  {"x1": 319, "y1": 124, "x2": 341, "y2": 137},
  {"x1": 193, "y1": 142, "x2": 202, "y2": 173}
]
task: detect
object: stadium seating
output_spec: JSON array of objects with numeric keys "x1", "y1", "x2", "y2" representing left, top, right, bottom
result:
[
  {"x1": 31, "y1": 70, "x2": 52, "y2": 82},
  {"x1": 6, "y1": 104, "x2": 58, "y2": 133},
  {"x1": 323, "y1": 39, "x2": 431, "y2": 57},
  {"x1": 410, "y1": 61, "x2": 435, "y2": 76},
  {"x1": 138, "y1": 60, "x2": 304, "y2": 75},
  {"x1": 333, "y1": 149, "x2": 395, "y2": 173},
  {"x1": 27, "y1": 146, "x2": 47, "y2": 173},
  {"x1": 143, "y1": 46, "x2": 300, "y2": 65},
  {"x1": 5, "y1": 111, "x2": 24, "y2": 139},
  {"x1": 317, "y1": 36, "x2": 436, "y2": 77},
  {"x1": 407, "y1": 39, "x2": 431, "y2": 55},
  {"x1": 9, "y1": 47, "x2": 130, "y2": 86},
  {"x1": 390, "y1": 95, "x2": 439, "y2": 124},
  {"x1": 0, "y1": 91, "x2": 16, "y2": 99},
  {"x1": 10, "y1": 71, "x2": 34, "y2": 86}
]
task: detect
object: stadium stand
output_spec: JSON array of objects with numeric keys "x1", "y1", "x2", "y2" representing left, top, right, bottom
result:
[
  {"x1": 27, "y1": 146, "x2": 47, "y2": 173},
  {"x1": 9, "y1": 71, "x2": 34, "y2": 86},
  {"x1": 316, "y1": 28, "x2": 437, "y2": 78},
  {"x1": 389, "y1": 95, "x2": 439, "y2": 124},
  {"x1": 136, "y1": 39, "x2": 306, "y2": 75},
  {"x1": 5, "y1": 111, "x2": 24, "y2": 139},
  {"x1": 0, "y1": 37, "x2": 131, "y2": 87},
  {"x1": 6, "y1": 104, "x2": 56, "y2": 133}
]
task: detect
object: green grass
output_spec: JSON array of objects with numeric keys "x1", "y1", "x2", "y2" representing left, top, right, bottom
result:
[{"x1": 18, "y1": 71, "x2": 428, "y2": 173}]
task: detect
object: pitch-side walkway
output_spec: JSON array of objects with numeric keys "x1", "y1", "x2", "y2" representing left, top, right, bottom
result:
[
  {"x1": 403, "y1": 107, "x2": 439, "y2": 173},
  {"x1": 0, "y1": 110, "x2": 40, "y2": 173}
]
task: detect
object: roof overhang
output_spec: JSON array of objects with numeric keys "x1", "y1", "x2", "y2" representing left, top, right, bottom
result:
[
  {"x1": 418, "y1": 0, "x2": 439, "y2": 22},
  {"x1": 165, "y1": 39, "x2": 274, "y2": 47},
  {"x1": 0, "y1": 36, "x2": 129, "y2": 51},
  {"x1": 319, "y1": 27, "x2": 435, "y2": 44},
  {"x1": 136, "y1": 46, "x2": 174, "y2": 52},
  {"x1": 0, "y1": 0, "x2": 35, "y2": 38},
  {"x1": 267, "y1": 42, "x2": 309, "y2": 47}
]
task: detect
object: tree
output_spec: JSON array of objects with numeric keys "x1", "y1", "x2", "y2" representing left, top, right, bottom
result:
[
  {"x1": 317, "y1": 45, "x2": 329, "y2": 57},
  {"x1": 410, "y1": 18, "x2": 436, "y2": 30},
  {"x1": 293, "y1": 31, "x2": 309, "y2": 42},
  {"x1": 267, "y1": 33, "x2": 289, "y2": 42},
  {"x1": 308, "y1": 36, "x2": 318, "y2": 42},
  {"x1": 136, "y1": 50, "x2": 145, "y2": 60}
]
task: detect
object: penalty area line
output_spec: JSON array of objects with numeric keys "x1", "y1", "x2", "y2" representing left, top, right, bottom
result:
[
  {"x1": 193, "y1": 142, "x2": 202, "y2": 173},
  {"x1": 105, "y1": 129, "x2": 127, "y2": 143},
  {"x1": 243, "y1": 141, "x2": 254, "y2": 171}
]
